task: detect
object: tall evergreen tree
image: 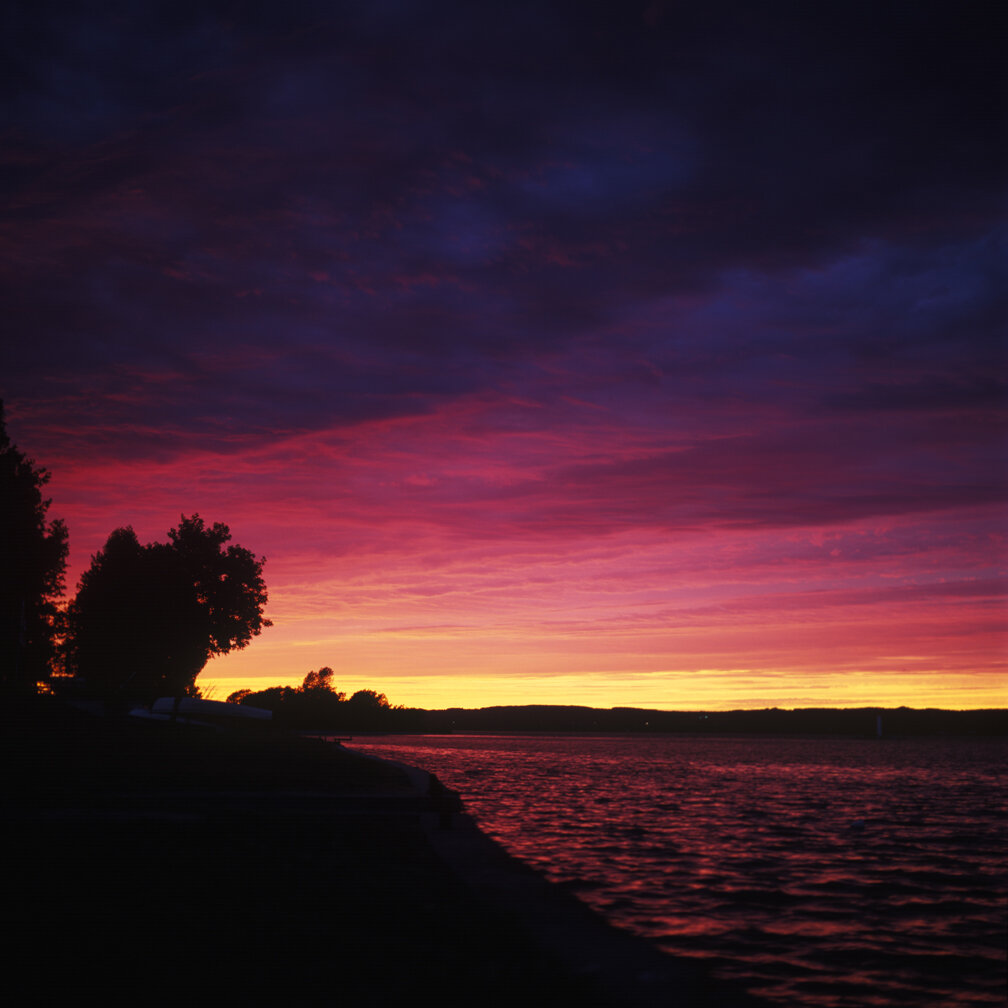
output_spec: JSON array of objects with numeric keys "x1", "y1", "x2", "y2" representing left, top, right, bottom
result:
[{"x1": 0, "y1": 403, "x2": 69, "y2": 691}]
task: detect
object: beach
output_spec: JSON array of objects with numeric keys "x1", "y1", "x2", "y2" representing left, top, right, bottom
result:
[{"x1": 4, "y1": 699, "x2": 764, "y2": 1006}]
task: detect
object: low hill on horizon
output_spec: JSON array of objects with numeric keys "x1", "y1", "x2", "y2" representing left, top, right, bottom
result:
[
  {"x1": 226, "y1": 686, "x2": 1006, "y2": 736},
  {"x1": 400, "y1": 704, "x2": 1007, "y2": 736}
]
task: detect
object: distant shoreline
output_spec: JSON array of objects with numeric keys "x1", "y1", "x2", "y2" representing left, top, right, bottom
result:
[{"x1": 318, "y1": 704, "x2": 1008, "y2": 737}]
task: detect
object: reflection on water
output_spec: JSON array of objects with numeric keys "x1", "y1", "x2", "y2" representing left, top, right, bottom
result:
[{"x1": 349, "y1": 734, "x2": 1007, "y2": 1007}]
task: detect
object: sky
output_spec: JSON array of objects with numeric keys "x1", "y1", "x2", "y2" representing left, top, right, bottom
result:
[{"x1": 2, "y1": 1, "x2": 1006, "y2": 710}]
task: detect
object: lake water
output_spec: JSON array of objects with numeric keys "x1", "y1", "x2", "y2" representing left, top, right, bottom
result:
[{"x1": 347, "y1": 734, "x2": 1007, "y2": 1007}]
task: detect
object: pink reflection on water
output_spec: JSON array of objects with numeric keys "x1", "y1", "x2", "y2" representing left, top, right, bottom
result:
[{"x1": 351, "y1": 734, "x2": 1008, "y2": 1008}]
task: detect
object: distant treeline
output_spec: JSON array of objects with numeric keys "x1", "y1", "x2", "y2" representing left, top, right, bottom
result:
[
  {"x1": 384, "y1": 705, "x2": 1007, "y2": 737},
  {"x1": 231, "y1": 678, "x2": 1007, "y2": 737},
  {"x1": 228, "y1": 666, "x2": 398, "y2": 731}
]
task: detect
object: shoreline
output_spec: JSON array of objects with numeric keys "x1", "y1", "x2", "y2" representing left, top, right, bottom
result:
[
  {"x1": 5, "y1": 697, "x2": 766, "y2": 1005},
  {"x1": 352, "y1": 745, "x2": 769, "y2": 1006},
  {"x1": 420, "y1": 792, "x2": 769, "y2": 1007}
]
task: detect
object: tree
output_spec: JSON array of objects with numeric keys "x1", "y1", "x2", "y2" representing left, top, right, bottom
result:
[
  {"x1": 64, "y1": 515, "x2": 271, "y2": 700},
  {"x1": 302, "y1": 666, "x2": 341, "y2": 695},
  {"x1": 348, "y1": 688, "x2": 390, "y2": 709},
  {"x1": 345, "y1": 688, "x2": 393, "y2": 731},
  {"x1": 0, "y1": 402, "x2": 69, "y2": 691},
  {"x1": 224, "y1": 676, "x2": 401, "y2": 729}
]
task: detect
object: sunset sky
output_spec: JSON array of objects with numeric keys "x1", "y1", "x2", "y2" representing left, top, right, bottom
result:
[{"x1": 3, "y1": 1, "x2": 1005, "y2": 709}]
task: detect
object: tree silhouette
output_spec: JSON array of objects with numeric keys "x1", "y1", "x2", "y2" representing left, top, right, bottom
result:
[
  {"x1": 65, "y1": 515, "x2": 270, "y2": 701},
  {"x1": 0, "y1": 403, "x2": 68, "y2": 692},
  {"x1": 302, "y1": 666, "x2": 338, "y2": 693},
  {"x1": 348, "y1": 688, "x2": 390, "y2": 709},
  {"x1": 226, "y1": 673, "x2": 402, "y2": 729}
]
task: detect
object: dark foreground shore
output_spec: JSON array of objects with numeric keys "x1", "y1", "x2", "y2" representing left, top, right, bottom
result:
[{"x1": 4, "y1": 698, "x2": 766, "y2": 1006}]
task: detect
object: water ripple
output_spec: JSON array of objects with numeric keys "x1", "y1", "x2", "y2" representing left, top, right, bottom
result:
[{"x1": 350, "y1": 734, "x2": 1008, "y2": 1007}]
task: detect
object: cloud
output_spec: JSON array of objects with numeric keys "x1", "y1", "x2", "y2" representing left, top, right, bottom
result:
[{"x1": 2, "y1": 1, "x2": 1004, "y2": 706}]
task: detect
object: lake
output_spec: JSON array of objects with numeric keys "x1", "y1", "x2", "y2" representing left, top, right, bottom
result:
[{"x1": 347, "y1": 733, "x2": 1007, "y2": 1007}]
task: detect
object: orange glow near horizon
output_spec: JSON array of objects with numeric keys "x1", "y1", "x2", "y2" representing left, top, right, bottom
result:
[
  {"x1": 195, "y1": 582, "x2": 1006, "y2": 710},
  {"x1": 197, "y1": 667, "x2": 1008, "y2": 712},
  {"x1": 33, "y1": 393, "x2": 1008, "y2": 715},
  {"x1": 5, "y1": 4, "x2": 1005, "y2": 720}
]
